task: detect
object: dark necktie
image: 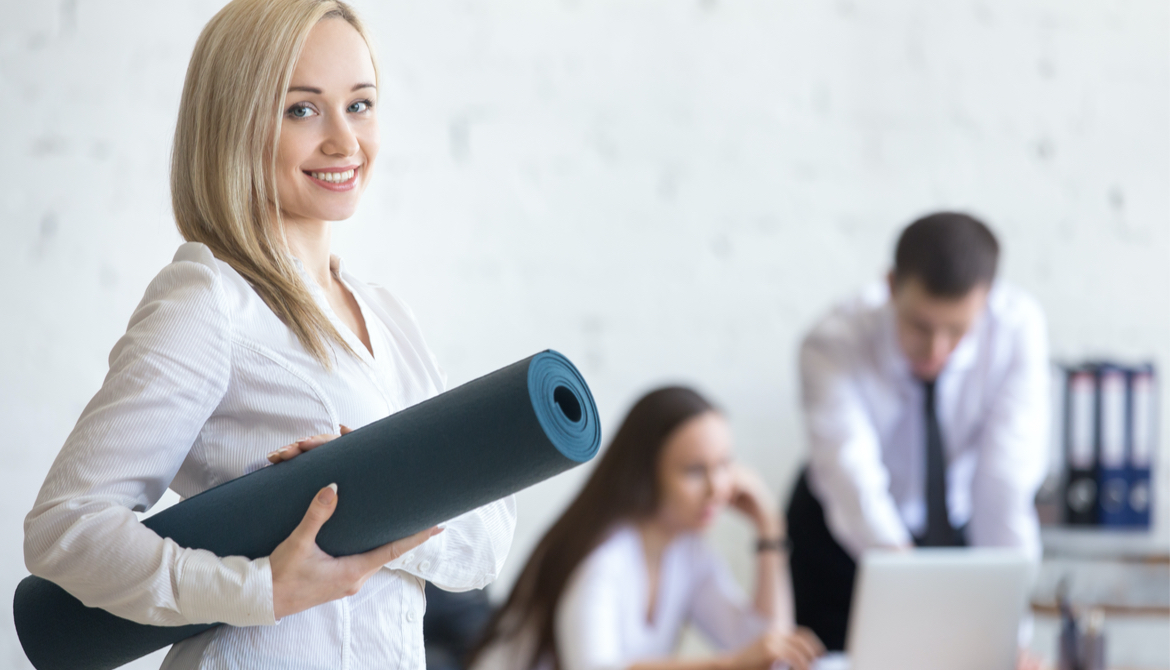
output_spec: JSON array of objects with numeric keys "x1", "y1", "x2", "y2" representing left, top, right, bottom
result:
[{"x1": 921, "y1": 380, "x2": 957, "y2": 546}]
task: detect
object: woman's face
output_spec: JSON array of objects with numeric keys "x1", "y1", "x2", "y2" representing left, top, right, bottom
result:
[
  {"x1": 654, "y1": 412, "x2": 735, "y2": 533},
  {"x1": 275, "y1": 18, "x2": 379, "y2": 226}
]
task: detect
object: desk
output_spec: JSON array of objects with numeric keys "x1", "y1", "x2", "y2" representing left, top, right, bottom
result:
[{"x1": 1029, "y1": 529, "x2": 1170, "y2": 669}]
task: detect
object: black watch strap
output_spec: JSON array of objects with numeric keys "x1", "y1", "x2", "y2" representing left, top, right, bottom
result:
[{"x1": 755, "y1": 537, "x2": 791, "y2": 553}]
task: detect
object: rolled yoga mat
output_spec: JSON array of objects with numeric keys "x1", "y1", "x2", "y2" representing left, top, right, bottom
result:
[{"x1": 14, "y1": 350, "x2": 600, "y2": 670}]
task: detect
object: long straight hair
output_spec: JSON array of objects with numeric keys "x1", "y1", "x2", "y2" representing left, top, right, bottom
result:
[
  {"x1": 468, "y1": 386, "x2": 717, "y2": 670},
  {"x1": 171, "y1": 0, "x2": 377, "y2": 366}
]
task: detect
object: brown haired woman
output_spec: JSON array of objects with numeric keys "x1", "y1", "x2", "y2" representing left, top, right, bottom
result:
[
  {"x1": 469, "y1": 387, "x2": 824, "y2": 670},
  {"x1": 22, "y1": 1, "x2": 514, "y2": 667}
]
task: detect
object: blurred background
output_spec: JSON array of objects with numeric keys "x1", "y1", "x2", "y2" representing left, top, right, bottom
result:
[{"x1": 1, "y1": 0, "x2": 1167, "y2": 668}]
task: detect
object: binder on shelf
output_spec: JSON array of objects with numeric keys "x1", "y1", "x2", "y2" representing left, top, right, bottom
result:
[
  {"x1": 1095, "y1": 365, "x2": 1128, "y2": 527},
  {"x1": 1126, "y1": 365, "x2": 1155, "y2": 529},
  {"x1": 1064, "y1": 366, "x2": 1099, "y2": 526},
  {"x1": 1036, "y1": 365, "x2": 1069, "y2": 526}
]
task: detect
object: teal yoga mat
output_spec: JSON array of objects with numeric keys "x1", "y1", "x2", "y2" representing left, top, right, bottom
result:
[{"x1": 14, "y1": 350, "x2": 600, "y2": 670}]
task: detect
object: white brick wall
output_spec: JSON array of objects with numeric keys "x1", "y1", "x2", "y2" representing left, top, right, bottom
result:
[{"x1": 1, "y1": 1, "x2": 1166, "y2": 667}]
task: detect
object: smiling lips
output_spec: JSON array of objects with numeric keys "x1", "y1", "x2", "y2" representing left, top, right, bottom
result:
[{"x1": 304, "y1": 166, "x2": 359, "y2": 191}]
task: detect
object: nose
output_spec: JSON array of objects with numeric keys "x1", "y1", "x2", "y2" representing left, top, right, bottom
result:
[
  {"x1": 702, "y1": 472, "x2": 717, "y2": 500},
  {"x1": 321, "y1": 112, "x2": 359, "y2": 158},
  {"x1": 928, "y1": 331, "x2": 952, "y2": 364}
]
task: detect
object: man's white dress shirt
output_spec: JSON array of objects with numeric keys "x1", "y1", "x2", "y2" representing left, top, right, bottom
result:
[
  {"x1": 24, "y1": 242, "x2": 516, "y2": 669},
  {"x1": 801, "y1": 281, "x2": 1049, "y2": 559},
  {"x1": 471, "y1": 524, "x2": 769, "y2": 670}
]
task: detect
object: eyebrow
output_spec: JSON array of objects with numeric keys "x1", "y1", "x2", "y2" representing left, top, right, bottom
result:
[{"x1": 287, "y1": 83, "x2": 376, "y2": 94}]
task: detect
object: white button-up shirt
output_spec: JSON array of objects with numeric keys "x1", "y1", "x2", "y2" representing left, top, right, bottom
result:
[
  {"x1": 471, "y1": 525, "x2": 768, "y2": 670},
  {"x1": 24, "y1": 242, "x2": 516, "y2": 669},
  {"x1": 801, "y1": 281, "x2": 1049, "y2": 559}
]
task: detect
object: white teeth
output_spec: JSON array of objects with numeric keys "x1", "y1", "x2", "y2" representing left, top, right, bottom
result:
[{"x1": 310, "y1": 169, "x2": 355, "y2": 183}]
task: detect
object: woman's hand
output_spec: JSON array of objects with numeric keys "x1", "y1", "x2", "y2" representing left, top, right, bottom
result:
[
  {"x1": 269, "y1": 483, "x2": 441, "y2": 620},
  {"x1": 265, "y1": 426, "x2": 442, "y2": 620},
  {"x1": 266, "y1": 425, "x2": 354, "y2": 464},
  {"x1": 731, "y1": 628, "x2": 824, "y2": 670},
  {"x1": 728, "y1": 465, "x2": 784, "y2": 539},
  {"x1": 1016, "y1": 649, "x2": 1045, "y2": 670}
]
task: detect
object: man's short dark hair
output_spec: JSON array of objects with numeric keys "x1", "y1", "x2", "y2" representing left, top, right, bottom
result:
[{"x1": 893, "y1": 212, "x2": 999, "y2": 297}]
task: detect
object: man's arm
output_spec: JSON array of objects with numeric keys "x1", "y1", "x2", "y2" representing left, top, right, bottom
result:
[
  {"x1": 967, "y1": 300, "x2": 1050, "y2": 557},
  {"x1": 800, "y1": 331, "x2": 912, "y2": 557}
]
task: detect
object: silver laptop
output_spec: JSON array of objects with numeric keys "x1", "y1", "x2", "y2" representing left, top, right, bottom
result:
[{"x1": 822, "y1": 548, "x2": 1033, "y2": 670}]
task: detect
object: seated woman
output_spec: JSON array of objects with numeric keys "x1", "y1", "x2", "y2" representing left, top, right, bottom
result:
[{"x1": 469, "y1": 387, "x2": 824, "y2": 670}]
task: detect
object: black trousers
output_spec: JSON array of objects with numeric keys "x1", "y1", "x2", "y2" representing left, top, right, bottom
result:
[
  {"x1": 785, "y1": 468, "x2": 966, "y2": 651},
  {"x1": 423, "y1": 582, "x2": 493, "y2": 670},
  {"x1": 786, "y1": 469, "x2": 857, "y2": 651}
]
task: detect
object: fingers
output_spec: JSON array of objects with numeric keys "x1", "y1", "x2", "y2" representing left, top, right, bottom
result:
[
  {"x1": 755, "y1": 629, "x2": 820, "y2": 670},
  {"x1": 291, "y1": 483, "x2": 339, "y2": 544},
  {"x1": 1016, "y1": 650, "x2": 1044, "y2": 670},
  {"x1": 731, "y1": 463, "x2": 764, "y2": 491},
  {"x1": 786, "y1": 648, "x2": 813, "y2": 670},
  {"x1": 796, "y1": 627, "x2": 826, "y2": 657},
  {"x1": 729, "y1": 465, "x2": 773, "y2": 510},
  {"x1": 752, "y1": 631, "x2": 790, "y2": 669},
  {"x1": 356, "y1": 526, "x2": 444, "y2": 572},
  {"x1": 323, "y1": 526, "x2": 442, "y2": 602},
  {"x1": 773, "y1": 643, "x2": 812, "y2": 670},
  {"x1": 267, "y1": 430, "x2": 348, "y2": 464},
  {"x1": 782, "y1": 629, "x2": 823, "y2": 670}
]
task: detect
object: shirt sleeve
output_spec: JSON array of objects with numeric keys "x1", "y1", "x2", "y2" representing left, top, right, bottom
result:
[
  {"x1": 22, "y1": 243, "x2": 276, "y2": 628},
  {"x1": 801, "y1": 328, "x2": 913, "y2": 556},
  {"x1": 968, "y1": 300, "x2": 1050, "y2": 558},
  {"x1": 555, "y1": 553, "x2": 628, "y2": 670},
  {"x1": 386, "y1": 495, "x2": 516, "y2": 591},
  {"x1": 686, "y1": 542, "x2": 769, "y2": 651}
]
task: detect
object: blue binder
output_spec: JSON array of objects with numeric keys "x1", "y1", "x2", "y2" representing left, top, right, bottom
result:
[
  {"x1": 1126, "y1": 365, "x2": 1155, "y2": 529},
  {"x1": 1095, "y1": 364, "x2": 1129, "y2": 526}
]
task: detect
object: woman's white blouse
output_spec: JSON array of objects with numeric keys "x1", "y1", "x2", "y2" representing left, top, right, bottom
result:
[
  {"x1": 23, "y1": 242, "x2": 516, "y2": 670},
  {"x1": 473, "y1": 525, "x2": 768, "y2": 670}
]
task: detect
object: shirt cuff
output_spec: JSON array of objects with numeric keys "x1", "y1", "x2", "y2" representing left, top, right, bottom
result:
[
  {"x1": 386, "y1": 529, "x2": 451, "y2": 578},
  {"x1": 174, "y1": 548, "x2": 276, "y2": 627},
  {"x1": 386, "y1": 529, "x2": 496, "y2": 591}
]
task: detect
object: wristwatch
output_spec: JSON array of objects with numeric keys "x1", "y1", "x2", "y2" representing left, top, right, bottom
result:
[{"x1": 755, "y1": 536, "x2": 792, "y2": 553}]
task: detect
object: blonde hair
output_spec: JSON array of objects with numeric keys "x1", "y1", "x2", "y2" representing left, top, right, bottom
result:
[{"x1": 171, "y1": 0, "x2": 378, "y2": 367}]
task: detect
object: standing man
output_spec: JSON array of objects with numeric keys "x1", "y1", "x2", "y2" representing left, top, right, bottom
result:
[{"x1": 787, "y1": 212, "x2": 1049, "y2": 650}]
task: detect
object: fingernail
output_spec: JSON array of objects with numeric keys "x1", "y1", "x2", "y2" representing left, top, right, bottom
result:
[
  {"x1": 318, "y1": 483, "x2": 338, "y2": 504},
  {"x1": 266, "y1": 451, "x2": 280, "y2": 461},
  {"x1": 296, "y1": 437, "x2": 310, "y2": 444}
]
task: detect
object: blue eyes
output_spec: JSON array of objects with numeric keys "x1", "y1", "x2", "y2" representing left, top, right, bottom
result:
[{"x1": 284, "y1": 99, "x2": 374, "y2": 119}]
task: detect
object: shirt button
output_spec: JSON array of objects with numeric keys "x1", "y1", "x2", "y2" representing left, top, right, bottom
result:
[
  {"x1": 402, "y1": 553, "x2": 414, "y2": 565},
  {"x1": 418, "y1": 560, "x2": 431, "y2": 572},
  {"x1": 406, "y1": 610, "x2": 417, "y2": 622}
]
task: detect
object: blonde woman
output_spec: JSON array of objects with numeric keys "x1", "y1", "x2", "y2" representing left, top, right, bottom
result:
[{"x1": 22, "y1": 1, "x2": 515, "y2": 667}]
